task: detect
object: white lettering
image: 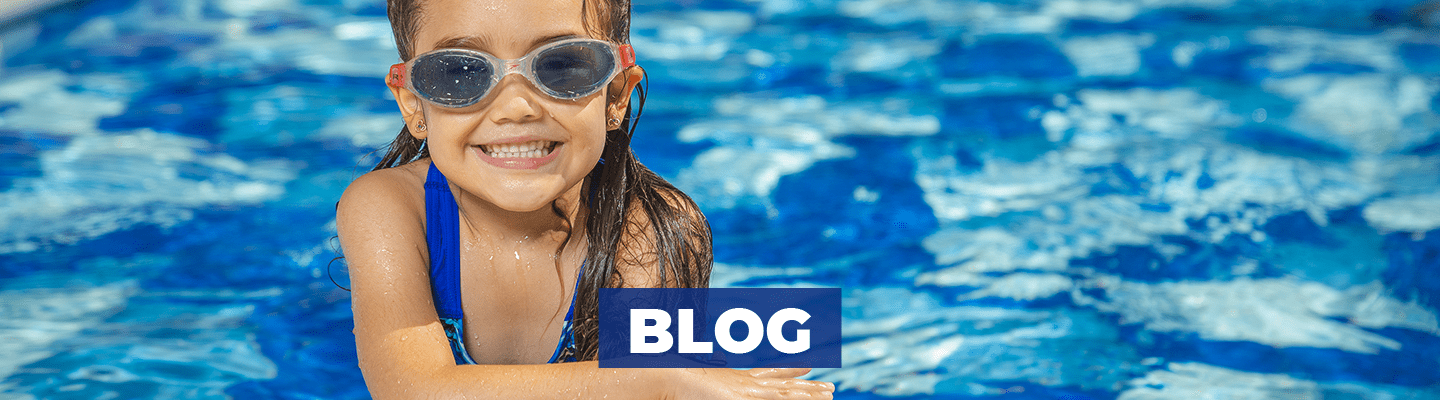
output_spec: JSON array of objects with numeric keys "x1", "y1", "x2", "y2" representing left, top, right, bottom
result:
[
  {"x1": 767, "y1": 308, "x2": 811, "y2": 354},
  {"x1": 630, "y1": 309, "x2": 672, "y2": 353},
  {"x1": 714, "y1": 308, "x2": 764, "y2": 354},
  {"x1": 678, "y1": 309, "x2": 714, "y2": 353}
]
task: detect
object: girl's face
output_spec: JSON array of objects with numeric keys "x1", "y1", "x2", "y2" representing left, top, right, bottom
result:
[{"x1": 393, "y1": 0, "x2": 635, "y2": 212}]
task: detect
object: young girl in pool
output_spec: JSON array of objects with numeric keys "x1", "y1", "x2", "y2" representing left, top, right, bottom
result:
[{"x1": 336, "y1": 0, "x2": 835, "y2": 398}]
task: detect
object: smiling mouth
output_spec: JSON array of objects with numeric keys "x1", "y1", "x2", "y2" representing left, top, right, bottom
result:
[{"x1": 478, "y1": 140, "x2": 558, "y2": 158}]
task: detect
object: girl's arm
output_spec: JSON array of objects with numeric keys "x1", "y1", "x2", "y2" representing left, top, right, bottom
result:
[
  {"x1": 338, "y1": 170, "x2": 676, "y2": 399},
  {"x1": 338, "y1": 170, "x2": 831, "y2": 399}
]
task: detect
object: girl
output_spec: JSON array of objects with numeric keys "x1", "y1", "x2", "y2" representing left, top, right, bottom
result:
[{"x1": 335, "y1": 0, "x2": 836, "y2": 398}]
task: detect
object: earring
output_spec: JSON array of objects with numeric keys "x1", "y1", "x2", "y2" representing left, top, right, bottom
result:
[
  {"x1": 607, "y1": 117, "x2": 620, "y2": 128},
  {"x1": 416, "y1": 119, "x2": 427, "y2": 131}
]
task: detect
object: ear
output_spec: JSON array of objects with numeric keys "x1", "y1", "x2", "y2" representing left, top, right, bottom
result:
[
  {"x1": 605, "y1": 65, "x2": 645, "y2": 130},
  {"x1": 389, "y1": 80, "x2": 428, "y2": 140}
]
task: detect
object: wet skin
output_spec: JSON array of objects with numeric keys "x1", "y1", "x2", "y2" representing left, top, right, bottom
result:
[
  {"x1": 392, "y1": 0, "x2": 619, "y2": 366},
  {"x1": 337, "y1": 0, "x2": 835, "y2": 398}
]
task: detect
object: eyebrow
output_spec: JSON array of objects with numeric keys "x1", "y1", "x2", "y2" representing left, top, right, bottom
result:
[{"x1": 430, "y1": 33, "x2": 583, "y2": 54}]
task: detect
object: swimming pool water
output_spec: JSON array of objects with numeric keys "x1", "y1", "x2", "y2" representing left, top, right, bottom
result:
[{"x1": 1, "y1": 0, "x2": 1438, "y2": 398}]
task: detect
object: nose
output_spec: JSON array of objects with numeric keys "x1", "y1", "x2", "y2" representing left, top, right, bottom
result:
[{"x1": 486, "y1": 74, "x2": 542, "y2": 125}]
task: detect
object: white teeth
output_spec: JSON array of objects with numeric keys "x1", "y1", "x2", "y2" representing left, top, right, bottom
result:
[{"x1": 482, "y1": 140, "x2": 555, "y2": 158}]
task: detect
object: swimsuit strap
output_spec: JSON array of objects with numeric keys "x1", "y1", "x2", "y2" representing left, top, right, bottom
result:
[
  {"x1": 424, "y1": 162, "x2": 582, "y2": 365},
  {"x1": 547, "y1": 270, "x2": 583, "y2": 363},
  {"x1": 425, "y1": 163, "x2": 476, "y2": 365}
]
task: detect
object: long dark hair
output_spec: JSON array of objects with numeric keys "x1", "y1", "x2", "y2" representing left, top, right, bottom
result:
[{"x1": 378, "y1": 0, "x2": 712, "y2": 361}]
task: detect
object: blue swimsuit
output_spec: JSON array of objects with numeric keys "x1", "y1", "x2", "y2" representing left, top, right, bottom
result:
[{"x1": 425, "y1": 163, "x2": 581, "y2": 364}]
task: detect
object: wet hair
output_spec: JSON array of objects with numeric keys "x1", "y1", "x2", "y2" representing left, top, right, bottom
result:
[{"x1": 374, "y1": 0, "x2": 712, "y2": 361}]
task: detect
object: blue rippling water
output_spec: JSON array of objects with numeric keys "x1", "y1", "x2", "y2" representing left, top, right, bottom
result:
[{"x1": 1, "y1": 0, "x2": 1438, "y2": 398}]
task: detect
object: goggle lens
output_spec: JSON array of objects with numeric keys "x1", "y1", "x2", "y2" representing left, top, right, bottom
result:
[
  {"x1": 411, "y1": 53, "x2": 494, "y2": 107},
  {"x1": 535, "y1": 42, "x2": 614, "y2": 98}
]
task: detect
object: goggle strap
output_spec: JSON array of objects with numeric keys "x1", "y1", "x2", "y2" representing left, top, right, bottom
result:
[
  {"x1": 618, "y1": 44, "x2": 636, "y2": 68},
  {"x1": 387, "y1": 63, "x2": 406, "y2": 88}
]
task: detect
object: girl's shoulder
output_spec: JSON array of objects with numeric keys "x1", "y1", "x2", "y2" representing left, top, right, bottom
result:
[
  {"x1": 336, "y1": 160, "x2": 430, "y2": 231},
  {"x1": 613, "y1": 182, "x2": 712, "y2": 288}
]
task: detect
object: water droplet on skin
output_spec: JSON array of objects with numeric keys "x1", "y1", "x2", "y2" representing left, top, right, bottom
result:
[{"x1": 514, "y1": 251, "x2": 520, "y2": 260}]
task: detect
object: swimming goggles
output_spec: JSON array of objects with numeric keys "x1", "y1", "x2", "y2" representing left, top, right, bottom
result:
[{"x1": 387, "y1": 38, "x2": 636, "y2": 108}]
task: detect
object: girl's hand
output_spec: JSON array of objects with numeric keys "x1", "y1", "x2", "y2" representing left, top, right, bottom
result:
[{"x1": 666, "y1": 368, "x2": 834, "y2": 399}]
